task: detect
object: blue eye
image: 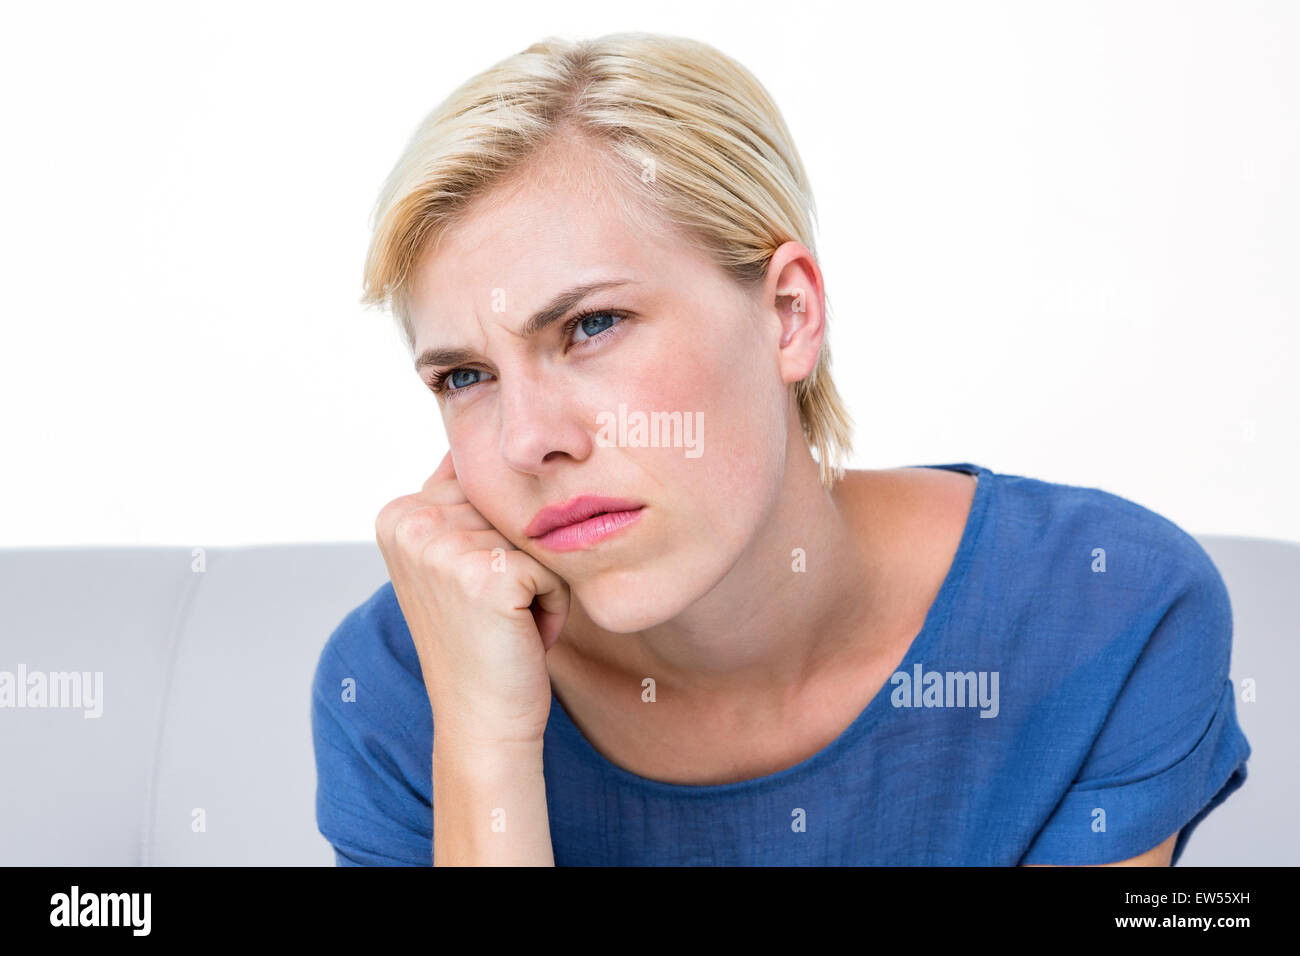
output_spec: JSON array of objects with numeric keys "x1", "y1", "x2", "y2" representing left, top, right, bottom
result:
[
  {"x1": 448, "y1": 368, "x2": 484, "y2": 389},
  {"x1": 571, "y1": 310, "x2": 624, "y2": 343},
  {"x1": 429, "y1": 308, "x2": 629, "y2": 399},
  {"x1": 431, "y1": 367, "x2": 489, "y2": 396}
]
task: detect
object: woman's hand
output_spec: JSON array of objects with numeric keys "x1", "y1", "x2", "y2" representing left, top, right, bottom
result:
[{"x1": 375, "y1": 450, "x2": 570, "y2": 750}]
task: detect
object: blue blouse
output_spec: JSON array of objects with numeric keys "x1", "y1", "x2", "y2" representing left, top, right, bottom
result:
[{"x1": 311, "y1": 463, "x2": 1251, "y2": 865}]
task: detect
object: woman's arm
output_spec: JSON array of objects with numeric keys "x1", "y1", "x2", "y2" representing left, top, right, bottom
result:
[
  {"x1": 376, "y1": 451, "x2": 568, "y2": 866},
  {"x1": 433, "y1": 734, "x2": 554, "y2": 866}
]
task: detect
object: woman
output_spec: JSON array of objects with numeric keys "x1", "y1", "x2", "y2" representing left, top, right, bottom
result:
[{"x1": 311, "y1": 32, "x2": 1250, "y2": 866}]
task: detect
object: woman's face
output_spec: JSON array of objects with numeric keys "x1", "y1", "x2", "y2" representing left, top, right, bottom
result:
[{"x1": 406, "y1": 143, "x2": 808, "y2": 633}]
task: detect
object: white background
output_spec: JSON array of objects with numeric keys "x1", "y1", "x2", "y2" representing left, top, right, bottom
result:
[{"x1": 1, "y1": 0, "x2": 1295, "y2": 548}]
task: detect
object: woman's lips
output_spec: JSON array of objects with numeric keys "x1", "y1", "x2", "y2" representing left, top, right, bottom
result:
[
  {"x1": 531, "y1": 506, "x2": 645, "y2": 552},
  {"x1": 525, "y1": 494, "x2": 645, "y2": 537}
]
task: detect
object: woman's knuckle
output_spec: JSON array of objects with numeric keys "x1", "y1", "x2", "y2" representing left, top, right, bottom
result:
[
  {"x1": 418, "y1": 535, "x2": 451, "y2": 570},
  {"x1": 394, "y1": 507, "x2": 441, "y2": 549},
  {"x1": 501, "y1": 549, "x2": 530, "y2": 574},
  {"x1": 374, "y1": 497, "x2": 405, "y2": 537},
  {"x1": 454, "y1": 560, "x2": 493, "y2": 598}
]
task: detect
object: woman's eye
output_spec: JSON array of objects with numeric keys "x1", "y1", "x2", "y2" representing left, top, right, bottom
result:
[
  {"x1": 447, "y1": 368, "x2": 487, "y2": 390},
  {"x1": 571, "y1": 310, "x2": 623, "y2": 344},
  {"x1": 434, "y1": 310, "x2": 627, "y2": 397}
]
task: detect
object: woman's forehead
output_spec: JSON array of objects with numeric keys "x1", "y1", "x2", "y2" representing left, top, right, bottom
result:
[{"x1": 409, "y1": 198, "x2": 695, "y2": 333}]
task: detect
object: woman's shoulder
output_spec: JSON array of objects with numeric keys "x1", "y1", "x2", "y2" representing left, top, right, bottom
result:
[
  {"x1": 984, "y1": 466, "x2": 1222, "y2": 587},
  {"x1": 843, "y1": 462, "x2": 1225, "y2": 617},
  {"x1": 948, "y1": 465, "x2": 1232, "y2": 667}
]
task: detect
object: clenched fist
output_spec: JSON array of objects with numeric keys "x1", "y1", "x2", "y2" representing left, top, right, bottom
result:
[{"x1": 375, "y1": 450, "x2": 570, "y2": 750}]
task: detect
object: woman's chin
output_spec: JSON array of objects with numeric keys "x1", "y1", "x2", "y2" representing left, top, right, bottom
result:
[
  {"x1": 573, "y1": 578, "x2": 688, "y2": 634},
  {"x1": 577, "y1": 599, "x2": 666, "y2": 635},
  {"x1": 569, "y1": 547, "x2": 739, "y2": 633}
]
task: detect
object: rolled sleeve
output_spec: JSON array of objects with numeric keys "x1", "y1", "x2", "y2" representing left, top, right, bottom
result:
[
  {"x1": 1021, "y1": 543, "x2": 1252, "y2": 865},
  {"x1": 1021, "y1": 679, "x2": 1249, "y2": 865}
]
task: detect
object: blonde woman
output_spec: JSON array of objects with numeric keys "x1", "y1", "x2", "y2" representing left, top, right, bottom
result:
[{"x1": 311, "y1": 32, "x2": 1250, "y2": 866}]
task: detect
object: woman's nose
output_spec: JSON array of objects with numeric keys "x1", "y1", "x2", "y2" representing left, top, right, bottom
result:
[{"x1": 496, "y1": 373, "x2": 594, "y2": 473}]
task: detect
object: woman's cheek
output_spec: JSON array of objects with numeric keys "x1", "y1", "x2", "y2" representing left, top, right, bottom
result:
[
  {"x1": 625, "y1": 357, "x2": 774, "y2": 526},
  {"x1": 444, "y1": 431, "x2": 512, "y2": 533}
]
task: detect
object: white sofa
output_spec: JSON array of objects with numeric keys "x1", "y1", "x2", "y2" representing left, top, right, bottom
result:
[{"x1": 0, "y1": 537, "x2": 1295, "y2": 865}]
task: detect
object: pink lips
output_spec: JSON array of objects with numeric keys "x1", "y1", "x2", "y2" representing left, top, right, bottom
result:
[{"x1": 525, "y1": 495, "x2": 646, "y2": 552}]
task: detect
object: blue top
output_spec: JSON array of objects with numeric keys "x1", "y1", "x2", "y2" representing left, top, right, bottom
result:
[{"x1": 311, "y1": 463, "x2": 1251, "y2": 865}]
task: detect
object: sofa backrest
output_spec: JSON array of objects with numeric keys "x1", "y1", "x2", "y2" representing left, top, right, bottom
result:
[{"x1": 0, "y1": 536, "x2": 1294, "y2": 865}]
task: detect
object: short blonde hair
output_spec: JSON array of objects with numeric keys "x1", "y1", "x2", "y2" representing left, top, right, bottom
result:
[{"x1": 361, "y1": 31, "x2": 854, "y2": 486}]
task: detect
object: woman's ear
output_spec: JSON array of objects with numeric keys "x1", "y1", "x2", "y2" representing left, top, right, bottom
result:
[{"x1": 765, "y1": 241, "x2": 827, "y2": 385}]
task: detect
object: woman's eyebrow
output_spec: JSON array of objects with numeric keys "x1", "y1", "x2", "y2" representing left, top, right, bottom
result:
[{"x1": 414, "y1": 278, "x2": 638, "y2": 372}]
